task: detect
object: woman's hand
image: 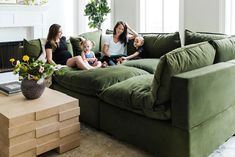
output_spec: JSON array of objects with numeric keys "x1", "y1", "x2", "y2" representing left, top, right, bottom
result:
[{"x1": 125, "y1": 23, "x2": 138, "y2": 39}]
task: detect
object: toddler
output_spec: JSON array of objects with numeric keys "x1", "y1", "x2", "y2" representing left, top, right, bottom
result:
[
  {"x1": 80, "y1": 39, "x2": 102, "y2": 68},
  {"x1": 121, "y1": 36, "x2": 144, "y2": 61}
]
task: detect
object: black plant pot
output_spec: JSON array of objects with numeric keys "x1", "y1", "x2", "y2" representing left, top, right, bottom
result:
[{"x1": 21, "y1": 78, "x2": 45, "y2": 99}]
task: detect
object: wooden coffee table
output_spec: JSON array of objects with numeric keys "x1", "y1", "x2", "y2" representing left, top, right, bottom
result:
[{"x1": 0, "y1": 88, "x2": 80, "y2": 157}]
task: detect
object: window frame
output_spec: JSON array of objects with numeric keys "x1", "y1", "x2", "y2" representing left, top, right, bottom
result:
[{"x1": 138, "y1": 0, "x2": 179, "y2": 33}]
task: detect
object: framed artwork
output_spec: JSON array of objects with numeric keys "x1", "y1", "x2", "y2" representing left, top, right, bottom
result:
[{"x1": 0, "y1": 0, "x2": 17, "y2": 4}]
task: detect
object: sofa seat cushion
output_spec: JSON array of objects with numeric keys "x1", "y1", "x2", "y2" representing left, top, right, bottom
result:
[
  {"x1": 152, "y1": 42, "x2": 216, "y2": 105},
  {"x1": 99, "y1": 75, "x2": 170, "y2": 120},
  {"x1": 122, "y1": 59, "x2": 160, "y2": 74},
  {"x1": 53, "y1": 65, "x2": 149, "y2": 96}
]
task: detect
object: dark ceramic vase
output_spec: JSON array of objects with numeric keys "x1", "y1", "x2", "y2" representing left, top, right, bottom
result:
[{"x1": 21, "y1": 78, "x2": 45, "y2": 99}]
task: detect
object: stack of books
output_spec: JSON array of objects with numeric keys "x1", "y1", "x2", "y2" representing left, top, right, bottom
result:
[{"x1": 0, "y1": 81, "x2": 21, "y2": 96}]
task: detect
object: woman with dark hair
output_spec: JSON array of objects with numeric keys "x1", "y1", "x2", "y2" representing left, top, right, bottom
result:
[
  {"x1": 45, "y1": 24, "x2": 96, "y2": 70},
  {"x1": 102, "y1": 21, "x2": 138, "y2": 65}
]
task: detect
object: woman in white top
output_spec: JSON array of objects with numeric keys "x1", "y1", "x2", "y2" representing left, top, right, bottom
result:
[{"x1": 102, "y1": 21, "x2": 138, "y2": 65}]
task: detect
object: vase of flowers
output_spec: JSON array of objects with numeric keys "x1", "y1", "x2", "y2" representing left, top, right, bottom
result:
[
  {"x1": 10, "y1": 55, "x2": 56, "y2": 99},
  {"x1": 21, "y1": 78, "x2": 45, "y2": 99}
]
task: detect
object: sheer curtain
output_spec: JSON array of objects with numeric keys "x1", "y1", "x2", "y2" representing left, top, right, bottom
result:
[
  {"x1": 225, "y1": 0, "x2": 235, "y2": 35},
  {"x1": 139, "y1": 0, "x2": 179, "y2": 33}
]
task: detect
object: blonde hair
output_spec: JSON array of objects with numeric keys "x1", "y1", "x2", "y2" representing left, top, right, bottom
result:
[
  {"x1": 80, "y1": 39, "x2": 95, "y2": 51},
  {"x1": 135, "y1": 36, "x2": 144, "y2": 46}
]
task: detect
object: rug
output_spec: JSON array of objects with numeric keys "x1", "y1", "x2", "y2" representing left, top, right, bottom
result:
[
  {"x1": 39, "y1": 123, "x2": 235, "y2": 157},
  {"x1": 39, "y1": 124, "x2": 153, "y2": 157}
]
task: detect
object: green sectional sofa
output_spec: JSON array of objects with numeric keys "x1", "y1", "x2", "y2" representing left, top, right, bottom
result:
[{"x1": 48, "y1": 30, "x2": 235, "y2": 157}]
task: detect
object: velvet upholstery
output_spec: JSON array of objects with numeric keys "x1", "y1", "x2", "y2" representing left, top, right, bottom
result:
[
  {"x1": 23, "y1": 39, "x2": 42, "y2": 59},
  {"x1": 210, "y1": 37, "x2": 235, "y2": 63},
  {"x1": 185, "y1": 29, "x2": 228, "y2": 45},
  {"x1": 99, "y1": 74, "x2": 170, "y2": 120},
  {"x1": 171, "y1": 62, "x2": 235, "y2": 130},
  {"x1": 53, "y1": 65, "x2": 149, "y2": 96},
  {"x1": 122, "y1": 59, "x2": 160, "y2": 74},
  {"x1": 50, "y1": 29, "x2": 235, "y2": 157},
  {"x1": 152, "y1": 42, "x2": 216, "y2": 105}
]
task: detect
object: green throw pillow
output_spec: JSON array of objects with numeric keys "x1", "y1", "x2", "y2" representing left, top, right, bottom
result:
[
  {"x1": 23, "y1": 39, "x2": 42, "y2": 60},
  {"x1": 66, "y1": 39, "x2": 74, "y2": 57},
  {"x1": 152, "y1": 42, "x2": 216, "y2": 105},
  {"x1": 70, "y1": 30, "x2": 102, "y2": 56},
  {"x1": 209, "y1": 37, "x2": 235, "y2": 63},
  {"x1": 70, "y1": 37, "x2": 83, "y2": 56},
  {"x1": 185, "y1": 29, "x2": 228, "y2": 46}
]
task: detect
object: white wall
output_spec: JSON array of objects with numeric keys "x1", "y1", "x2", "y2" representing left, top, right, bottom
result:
[
  {"x1": 45, "y1": 0, "x2": 78, "y2": 37},
  {"x1": 0, "y1": 0, "x2": 225, "y2": 41},
  {"x1": 112, "y1": 0, "x2": 139, "y2": 31},
  {"x1": 0, "y1": 0, "x2": 78, "y2": 42},
  {"x1": 184, "y1": 0, "x2": 222, "y2": 33}
]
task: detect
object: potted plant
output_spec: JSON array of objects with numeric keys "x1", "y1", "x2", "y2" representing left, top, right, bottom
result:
[
  {"x1": 10, "y1": 55, "x2": 63, "y2": 99},
  {"x1": 84, "y1": 0, "x2": 111, "y2": 29}
]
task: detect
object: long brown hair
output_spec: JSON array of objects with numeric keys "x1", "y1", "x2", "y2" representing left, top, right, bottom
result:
[
  {"x1": 47, "y1": 24, "x2": 61, "y2": 50},
  {"x1": 113, "y1": 21, "x2": 127, "y2": 46}
]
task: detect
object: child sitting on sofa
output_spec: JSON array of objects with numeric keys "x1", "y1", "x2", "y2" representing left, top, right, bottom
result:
[
  {"x1": 120, "y1": 36, "x2": 144, "y2": 62},
  {"x1": 80, "y1": 39, "x2": 102, "y2": 68}
]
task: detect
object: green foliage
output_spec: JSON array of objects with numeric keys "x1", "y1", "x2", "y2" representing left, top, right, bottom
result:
[
  {"x1": 10, "y1": 55, "x2": 63, "y2": 84},
  {"x1": 84, "y1": 0, "x2": 111, "y2": 29}
]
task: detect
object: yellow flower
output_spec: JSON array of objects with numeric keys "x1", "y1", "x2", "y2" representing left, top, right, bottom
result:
[
  {"x1": 22, "y1": 55, "x2": 30, "y2": 62},
  {"x1": 9, "y1": 58, "x2": 15, "y2": 63}
]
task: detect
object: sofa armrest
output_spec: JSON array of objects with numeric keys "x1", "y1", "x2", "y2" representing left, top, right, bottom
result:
[{"x1": 171, "y1": 62, "x2": 235, "y2": 130}]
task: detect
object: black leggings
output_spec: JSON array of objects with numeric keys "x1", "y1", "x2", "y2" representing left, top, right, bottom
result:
[{"x1": 101, "y1": 55, "x2": 126, "y2": 65}]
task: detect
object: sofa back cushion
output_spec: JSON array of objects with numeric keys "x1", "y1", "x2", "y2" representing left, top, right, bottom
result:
[
  {"x1": 152, "y1": 42, "x2": 216, "y2": 105},
  {"x1": 185, "y1": 29, "x2": 228, "y2": 46},
  {"x1": 127, "y1": 32, "x2": 181, "y2": 58},
  {"x1": 23, "y1": 39, "x2": 42, "y2": 60},
  {"x1": 66, "y1": 39, "x2": 74, "y2": 56},
  {"x1": 209, "y1": 37, "x2": 235, "y2": 63},
  {"x1": 70, "y1": 30, "x2": 102, "y2": 56}
]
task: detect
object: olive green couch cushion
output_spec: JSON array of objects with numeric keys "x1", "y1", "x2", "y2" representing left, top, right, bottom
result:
[
  {"x1": 99, "y1": 74, "x2": 170, "y2": 120},
  {"x1": 66, "y1": 39, "x2": 74, "y2": 56},
  {"x1": 185, "y1": 29, "x2": 228, "y2": 46},
  {"x1": 23, "y1": 39, "x2": 42, "y2": 60},
  {"x1": 141, "y1": 32, "x2": 181, "y2": 58},
  {"x1": 152, "y1": 42, "x2": 216, "y2": 105},
  {"x1": 53, "y1": 65, "x2": 149, "y2": 96},
  {"x1": 209, "y1": 37, "x2": 235, "y2": 63},
  {"x1": 122, "y1": 59, "x2": 160, "y2": 74},
  {"x1": 70, "y1": 30, "x2": 102, "y2": 56}
]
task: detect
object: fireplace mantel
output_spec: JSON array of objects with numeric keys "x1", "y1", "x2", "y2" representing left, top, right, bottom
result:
[{"x1": 0, "y1": 4, "x2": 49, "y2": 41}]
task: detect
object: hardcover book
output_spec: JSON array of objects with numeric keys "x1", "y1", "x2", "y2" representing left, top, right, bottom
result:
[{"x1": 0, "y1": 81, "x2": 21, "y2": 95}]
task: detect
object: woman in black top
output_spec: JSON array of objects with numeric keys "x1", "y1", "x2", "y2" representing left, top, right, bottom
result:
[{"x1": 45, "y1": 24, "x2": 95, "y2": 70}]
